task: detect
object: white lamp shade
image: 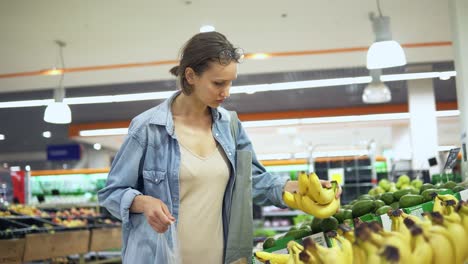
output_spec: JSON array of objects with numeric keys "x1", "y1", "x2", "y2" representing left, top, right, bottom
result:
[
  {"x1": 366, "y1": 40, "x2": 406, "y2": 69},
  {"x1": 362, "y1": 82, "x2": 392, "y2": 104},
  {"x1": 44, "y1": 102, "x2": 72, "y2": 124}
]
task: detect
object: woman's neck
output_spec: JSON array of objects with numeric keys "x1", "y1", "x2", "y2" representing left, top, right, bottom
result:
[{"x1": 172, "y1": 92, "x2": 210, "y2": 118}]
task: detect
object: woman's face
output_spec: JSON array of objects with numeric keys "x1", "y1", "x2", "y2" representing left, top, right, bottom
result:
[{"x1": 188, "y1": 61, "x2": 238, "y2": 108}]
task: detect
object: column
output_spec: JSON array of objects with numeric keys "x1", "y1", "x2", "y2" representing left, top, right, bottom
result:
[
  {"x1": 407, "y1": 77, "x2": 439, "y2": 173},
  {"x1": 449, "y1": 0, "x2": 468, "y2": 181}
]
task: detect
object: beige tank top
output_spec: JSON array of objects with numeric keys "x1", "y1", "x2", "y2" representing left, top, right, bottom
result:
[{"x1": 177, "y1": 143, "x2": 230, "y2": 264}]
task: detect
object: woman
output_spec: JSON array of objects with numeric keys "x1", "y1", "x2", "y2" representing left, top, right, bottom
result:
[{"x1": 98, "y1": 31, "x2": 340, "y2": 264}]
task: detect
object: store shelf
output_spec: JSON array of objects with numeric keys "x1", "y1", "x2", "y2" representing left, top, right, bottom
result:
[
  {"x1": 265, "y1": 226, "x2": 291, "y2": 232},
  {"x1": 263, "y1": 210, "x2": 305, "y2": 217},
  {"x1": 343, "y1": 183, "x2": 375, "y2": 187},
  {"x1": 36, "y1": 202, "x2": 99, "y2": 209}
]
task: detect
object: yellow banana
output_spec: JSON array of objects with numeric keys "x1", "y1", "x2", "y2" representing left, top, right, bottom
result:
[
  {"x1": 293, "y1": 192, "x2": 305, "y2": 212},
  {"x1": 432, "y1": 195, "x2": 447, "y2": 215},
  {"x1": 431, "y1": 212, "x2": 465, "y2": 264},
  {"x1": 456, "y1": 201, "x2": 468, "y2": 238},
  {"x1": 303, "y1": 237, "x2": 346, "y2": 264},
  {"x1": 410, "y1": 226, "x2": 433, "y2": 264},
  {"x1": 283, "y1": 191, "x2": 299, "y2": 210},
  {"x1": 301, "y1": 195, "x2": 340, "y2": 219},
  {"x1": 360, "y1": 239, "x2": 382, "y2": 264},
  {"x1": 443, "y1": 199, "x2": 462, "y2": 223},
  {"x1": 307, "y1": 172, "x2": 323, "y2": 202},
  {"x1": 298, "y1": 171, "x2": 309, "y2": 196},
  {"x1": 254, "y1": 251, "x2": 290, "y2": 263},
  {"x1": 352, "y1": 243, "x2": 366, "y2": 264},
  {"x1": 334, "y1": 234, "x2": 353, "y2": 264},
  {"x1": 425, "y1": 231, "x2": 455, "y2": 264},
  {"x1": 286, "y1": 241, "x2": 304, "y2": 264},
  {"x1": 437, "y1": 193, "x2": 459, "y2": 202}
]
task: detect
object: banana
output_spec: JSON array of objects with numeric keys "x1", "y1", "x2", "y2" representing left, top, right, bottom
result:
[
  {"x1": 431, "y1": 212, "x2": 465, "y2": 264},
  {"x1": 360, "y1": 239, "x2": 382, "y2": 264},
  {"x1": 298, "y1": 171, "x2": 309, "y2": 196},
  {"x1": 283, "y1": 191, "x2": 299, "y2": 210},
  {"x1": 442, "y1": 199, "x2": 462, "y2": 223},
  {"x1": 303, "y1": 237, "x2": 346, "y2": 264},
  {"x1": 334, "y1": 233, "x2": 353, "y2": 264},
  {"x1": 307, "y1": 172, "x2": 323, "y2": 202},
  {"x1": 301, "y1": 195, "x2": 340, "y2": 219},
  {"x1": 286, "y1": 241, "x2": 305, "y2": 264},
  {"x1": 425, "y1": 231, "x2": 455, "y2": 264},
  {"x1": 437, "y1": 193, "x2": 459, "y2": 203},
  {"x1": 410, "y1": 226, "x2": 433, "y2": 264},
  {"x1": 254, "y1": 251, "x2": 290, "y2": 263},
  {"x1": 306, "y1": 173, "x2": 335, "y2": 205},
  {"x1": 389, "y1": 210, "x2": 411, "y2": 249},
  {"x1": 456, "y1": 201, "x2": 468, "y2": 238},
  {"x1": 432, "y1": 195, "x2": 447, "y2": 215},
  {"x1": 293, "y1": 192, "x2": 305, "y2": 212},
  {"x1": 352, "y1": 243, "x2": 366, "y2": 264},
  {"x1": 338, "y1": 224, "x2": 355, "y2": 243}
]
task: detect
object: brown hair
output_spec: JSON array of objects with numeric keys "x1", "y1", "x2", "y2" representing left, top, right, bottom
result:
[{"x1": 170, "y1": 31, "x2": 243, "y2": 95}]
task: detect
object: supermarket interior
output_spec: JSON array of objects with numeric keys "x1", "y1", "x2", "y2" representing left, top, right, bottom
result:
[{"x1": 1, "y1": 0, "x2": 468, "y2": 263}]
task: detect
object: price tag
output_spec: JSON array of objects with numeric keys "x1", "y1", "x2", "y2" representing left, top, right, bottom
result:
[
  {"x1": 409, "y1": 208, "x2": 424, "y2": 220},
  {"x1": 380, "y1": 214, "x2": 392, "y2": 231},
  {"x1": 443, "y1": 148, "x2": 460, "y2": 171},
  {"x1": 460, "y1": 189, "x2": 468, "y2": 201},
  {"x1": 303, "y1": 232, "x2": 327, "y2": 247}
]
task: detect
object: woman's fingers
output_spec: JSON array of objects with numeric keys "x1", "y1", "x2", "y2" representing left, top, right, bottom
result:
[{"x1": 161, "y1": 203, "x2": 176, "y2": 223}]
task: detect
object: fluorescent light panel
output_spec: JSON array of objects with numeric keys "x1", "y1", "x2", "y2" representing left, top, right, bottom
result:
[
  {"x1": 0, "y1": 71, "x2": 457, "y2": 109},
  {"x1": 79, "y1": 128, "x2": 128, "y2": 137}
]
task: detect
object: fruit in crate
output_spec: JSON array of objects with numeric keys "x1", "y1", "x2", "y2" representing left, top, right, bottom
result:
[
  {"x1": 52, "y1": 207, "x2": 98, "y2": 218},
  {"x1": 52, "y1": 217, "x2": 87, "y2": 227},
  {"x1": 283, "y1": 172, "x2": 340, "y2": 219},
  {"x1": 8, "y1": 204, "x2": 50, "y2": 217},
  {"x1": 0, "y1": 211, "x2": 12, "y2": 217}
]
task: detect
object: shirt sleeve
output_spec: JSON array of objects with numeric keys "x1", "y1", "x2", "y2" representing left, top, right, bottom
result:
[
  {"x1": 97, "y1": 133, "x2": 145, "y2": 227},
  {"x1": 234, "y1": 119, "x2": 289, "y2": 208}
]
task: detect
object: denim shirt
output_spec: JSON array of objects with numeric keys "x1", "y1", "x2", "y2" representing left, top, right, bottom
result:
[{"x1": 98, "y1": 91, "x2": 289, "y2": 263}]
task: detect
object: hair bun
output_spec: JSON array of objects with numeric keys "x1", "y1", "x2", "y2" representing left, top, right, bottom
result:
[{"x1": 169, "y1": 65, "x2": 180, "y2": 76}]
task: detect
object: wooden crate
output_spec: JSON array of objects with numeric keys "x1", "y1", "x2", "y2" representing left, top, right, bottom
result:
[
  {"x1": 23, "y1": 230, "x2": 90, "y2": 261},
  {"x1": 89, "y1": 227, "x2": 122, "y2": 252},
  {"x1": 0, "y1": 239, "x2": 25, "y2": 264}
]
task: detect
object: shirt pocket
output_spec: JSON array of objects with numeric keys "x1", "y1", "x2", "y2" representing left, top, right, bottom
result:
[{"x1": 142, "y1": 170, "x2": 171, "y2": 205}]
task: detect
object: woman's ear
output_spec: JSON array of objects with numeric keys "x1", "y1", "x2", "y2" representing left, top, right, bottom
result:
[{"x1": 185, "y1": 67, "x2": 196, "y2": 85}]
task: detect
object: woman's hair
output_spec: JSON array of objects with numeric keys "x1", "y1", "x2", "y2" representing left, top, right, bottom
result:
[{"x1": 170, "y1": 31, "x2": 243, "y2": 95}]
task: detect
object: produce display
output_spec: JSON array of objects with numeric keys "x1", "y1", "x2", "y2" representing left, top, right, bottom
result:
[
  {"x1": 8, "y1": 204, "x2": 50, "y2": 217},
  {"x1": 282, "y1": 172, "x2": 340, "y2": 219},
  {"x1": 255, "y1": 193, "x2": 468, "y2": 264}
]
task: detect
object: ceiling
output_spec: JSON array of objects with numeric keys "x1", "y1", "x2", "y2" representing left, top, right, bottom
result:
[{"x1": 0, "y1": 0, "x2": 462, "y2": 167}]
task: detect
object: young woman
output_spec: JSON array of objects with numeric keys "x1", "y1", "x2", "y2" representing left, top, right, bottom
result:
[{"x1": 98, "y1": 31, "x2": 340, "y2": 264}]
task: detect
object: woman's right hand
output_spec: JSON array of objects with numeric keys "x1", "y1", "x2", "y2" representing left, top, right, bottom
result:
[{"x1": 142, "y1": 196, "x2": 176, "y2": 233}]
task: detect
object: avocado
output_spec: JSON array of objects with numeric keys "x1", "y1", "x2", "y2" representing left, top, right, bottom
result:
[
  {"x1": 343, "y1": 209, "x2": 353, "y2": 220},
  {"x1": 390, "y1": 201, "x2": 400, "y2": 209},
  {"x1": 393, "y1": 188, "x2": 419, "y2": 201},
  {"x1": 351, "y1": 200, "x2": 375, "y2": 218},
  {"x1": 399, "y1": 194, "x2": 425, "y2": 208},
  {"x1": 320, "y1": 217, "x2": 339, "y2": 232},
  {"x1": 373, "y1": 200, "x2": 386, "y2": 210},
  {"x1": 333, "y1": 209, "x2": 346, "y2": 223},
  {"x1": 419, "y1": 183, "x2": 434, "y2": 193},
  {"x1": 443, "y1": 181, "x2": 458, "y2": 190},
  {"x1": 358, "y1": 194, "x2": 375, "y2": 201},
  {"x1": 381, "y1": 193, "x2": 395, "y2": 205},
  {"x1": 263, "y1": 237, "x2": 276, "y2": 249},
  {"x1": 421, "y1": 189, "x2": 439, "y2": 202},
  {"x1": 284, "y1": 229, "x2": 311, "y2": 240},
  {"x1": 375, "y1": 205, "x2": 393, "y2": 216},
  {"x1": 310, "y1": 217, "x2": 323, "y2": 234}
]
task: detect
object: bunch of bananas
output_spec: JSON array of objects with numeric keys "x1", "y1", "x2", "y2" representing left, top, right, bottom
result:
[
  {"x1": 254, "y1": 241, "x2": 304, "y2": 264},
  {"x1": 257, "y1": 194, "x2": 468, "y2": 264},
  {"x1": 282, "y1": 172, "x2": 340, "y2": 219}
]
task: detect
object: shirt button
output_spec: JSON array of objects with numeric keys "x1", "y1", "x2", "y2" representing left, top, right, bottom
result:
[
  {"x1": 228, "y1": 152, "x2": 232, "y2": 156},
  {"x1": 215, "y1": 133, "x2": 219, "y2": 136}
]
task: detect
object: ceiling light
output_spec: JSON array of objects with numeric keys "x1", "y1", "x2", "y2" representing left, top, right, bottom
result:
[
  {"x1": 362, "y1": 69, "x2": 391, "y2": 103},
  {"x1": 42, "y1": 68, "x2": 64, "y2": 76},
  {"x1": 93, "y1": 143, "x2": 102, "y2": 150},
  {"x1": 0, "y1": 70, "x2": 456, "y2": 109},
  {"x1": 44, "y1": 40, "x2": 72, "y2": 124},
  {"x1": 249, "y1": 53, "x2": 271, "y2": 60},
  {"x1": 25, "y1": 165, "x2": 31, "y2": 171},
  {"x1": 79, "y1": 128, "x2": 129, "y2": 137},
  {"x1": 42, "y1": 131, "x2": 52, "y2": 138},
  {"x1": 0, "y1": 134, "x2": 4, "y2": 140},
  {"x1": 44, "y1": 102, "x2": 72, "y2": 124},
  {"x1": 200, "y1": 25, "x2": 215, "y2": 33},
  {"x1": 366, "y1": 1, "x2": 406, "y2": 69}
]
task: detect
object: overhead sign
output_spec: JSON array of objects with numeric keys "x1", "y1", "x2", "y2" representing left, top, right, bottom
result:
[
  {"x1": 47, "y1": 144, "x2": 81, "y2": 161},
  {"x1": 443, "y1": 147, "x2": 460, "y2": 171}
]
